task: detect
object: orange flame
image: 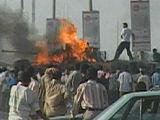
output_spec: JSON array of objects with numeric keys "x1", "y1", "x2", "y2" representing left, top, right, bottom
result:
[
  {"x1": 34, "y1": 19, "x2": 96, "y2": 65},
  {"x1": 34, "y1": 40, "x2": 49, "y2": 65},
  {"x1": 59, "y1": 19, "x2": 89, "y2": 61}
]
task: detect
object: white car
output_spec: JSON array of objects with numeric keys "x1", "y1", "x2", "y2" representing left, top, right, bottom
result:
[
  {"x1": 49, "y1": 91, "x2": 160, "y2": 120},
  {"x1": 94, "y1": 91, "x2": 160, "y2": 120}
]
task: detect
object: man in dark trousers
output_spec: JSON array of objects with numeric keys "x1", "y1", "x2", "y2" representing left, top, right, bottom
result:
[{"x1": 113, "y1": 22, "x2": 135, "y2": 61}]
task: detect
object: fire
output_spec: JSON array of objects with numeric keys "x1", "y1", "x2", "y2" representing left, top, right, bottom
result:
[
  {"x1": 34, "y1": 19, "x2": 96, "y2": 65},
  {"x1": 59, "y1": 19, "x2": 89, "y2": 61},
  {"x1": 34, "y1": 40, "x2": 49, "y2": 65}
]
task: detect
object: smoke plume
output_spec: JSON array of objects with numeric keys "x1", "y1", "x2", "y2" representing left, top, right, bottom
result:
[{"x1": 0, "y1": 5, "x2": 36, "y2": 64}]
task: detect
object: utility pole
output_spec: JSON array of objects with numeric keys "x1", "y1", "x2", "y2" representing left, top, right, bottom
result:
[
  {"x1": 4, "y1": 0, "x2": 7, "y2": 6},
  {"x1": 116, "y1": 20, "x2": 119, "y2": 48},
  {"x1": 21, "y1": 0, "x2": 24, "y2": 15},
  {"x1": 89, "y1": 0, "x2": 93, "y2": 11},
  {"x1": 53, "y1": 0, "x2": 56, "y2": 19},
  {"x1": 32, "y1": 0, "x2": 35, "y2": 25}
]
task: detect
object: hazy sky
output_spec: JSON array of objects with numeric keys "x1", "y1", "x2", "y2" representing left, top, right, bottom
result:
[{"x1": 1, "y1": 0, "x2": 160, "y2": 60}]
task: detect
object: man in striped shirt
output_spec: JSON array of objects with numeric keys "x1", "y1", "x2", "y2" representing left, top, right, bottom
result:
[{"x1": 72, "y1": 67, "x2": 108, "y2": 120}]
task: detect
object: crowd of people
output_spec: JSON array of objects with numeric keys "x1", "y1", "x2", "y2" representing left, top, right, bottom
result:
[{"x1": 0, "y1": 62, "x2": 160, "y2": 120}]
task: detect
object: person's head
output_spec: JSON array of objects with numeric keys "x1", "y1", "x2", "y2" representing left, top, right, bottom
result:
[
  {"x1": 97, "y1": 70, "x2": 105, "y2": 79},
  {"x1": 64, "y1": 68, "x2": 69, "y2": 75},
  {"x1": 115, "y1": 68, "x2": 121, "y2": 75},
  {"x1": 122, "y1": 65, "x2": 129, "y2": 72},
  {"x1": 26, "y1": 66, "x2": 34, "y2": 77},
  {"x1": 153, "y1": 48, "x2": 157, "y2": 53},
  {"x1": 75, "y1": 63, "x2": 81, "y2": 71},
  {"x1": 1, "y1": 67, "x2": 7, "y2": 72},
  {"x1": 80, "y1": 63, "x2": 90, "y2": 74},
  {"x1": 52, "y1": 70, "x2": 62, "y2": 80},
  {"x1": 19, "y1": 71, "x2": 32, "y2": 86},
  {"x1": 135, "y1": 82, "x2": 146, "y2": 92},
  {"x1": 87, "y1": 66, "x2": 97, "y2": 80},
  {"x1": 139, "y1": 67, "x2": 145, "y2": 75},
  {"x1": 123, "y1": 22, "x2": 128, "y2": 28}
]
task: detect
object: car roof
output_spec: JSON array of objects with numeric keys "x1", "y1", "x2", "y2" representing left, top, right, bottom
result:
[{"x1": 94, "y1": 91, "x2": 160, "y2": 120}]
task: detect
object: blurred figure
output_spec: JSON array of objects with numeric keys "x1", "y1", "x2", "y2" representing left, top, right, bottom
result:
[
  {"x1": 39, "y1": 67, "x2": 55, "y2": 114},
  {"x1": 97, "y1": 69, "x2": 109, "y2": 92},
  {"x1": 0, "y1": 67, "x2": 9, "y2": 112},
  {"x1": 152, "y1": 67, "x2": 160, "y2": 87},
  {"x1": 0, "y1": 67, "x2": 7, "y2": 111},
  {"x1": 132, "y1": 68, "x2": 142, "y2": 91},
  {"x1": 26, "y1": 67, "x2": 39, "y2": 94},
  {"x1": 108, "y1": 69, "x2": 120, "y2": 105},
  {"x1": 27, "y1": 67, "x2": 41, "y2": 119},
  {"x1": 80, "y1": 63, "x2": 90, "y2": 84},
  {"x1": 66, "y1": 63, "x2": 82, "y2": 96},
  {"x1": 72, "y1": 67, "x2": 108, "y2": 120},
  {"x1": 43, "y1": 69, "x2": 68, "y2": 118},
  {"x1": 1, "y1": 68, "x2": 17, "y2": 112},
  {"x1": 29, "y1": 76, "x2": 39, "y2": 94},
  {"x1": 153, "y1": 48, "x2": 160, "y2": 62},
  {"x1": 6, "y1": 68, "x2": 17, "y2": 88},
  {"x1": 61, "y1": 68, "x2": 70, "y2": 84},
  {"x1": 137, "y1": 68, "x2": 151, "y2": 90},
  {"x1": 135, "y1": 82, "x2": 147, "y2": 92},
  {"x1": 118, "y1": 66, "x2": 133, "y2": 96},
  {"x1": 8, "y1": 70, "x2": 46, "y2": 120}
]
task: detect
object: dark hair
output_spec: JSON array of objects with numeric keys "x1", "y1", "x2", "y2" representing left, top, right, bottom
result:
[
  {"x1": 52, "y1": 70, "x2": 62, "y2": 80},
  {"x1": 25, "y1": 66, "x2": 34, "y2": 77},
  {"x1": 80, "y1": 63, "x2": 90, "y2": 74},
  {"x1": 122, "y1": 65, "x2": 129, "y2": 72},
  {"x1": 123, "y1": 22, "x2": 128, "y2": 27},
  {"x1": 18, "y1": 71, "x2": 31, "y2": 84},
  {"x1": 87, "y1": 66, "x2": 97, "y2": 80},
  {"x1": 1, "y1": 67, "x2": 7, "y2": 72},
  {"x1": 135, "y1": 82, "x2": 146, "y2": 92},
  {"x1": 75, "y1": 63, "x2": 81, "y2": 70},
  {"x1": 153, "y1": 48, "x2": 157, "y2": 53}
]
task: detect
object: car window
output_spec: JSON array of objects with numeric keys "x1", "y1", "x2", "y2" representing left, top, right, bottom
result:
[
  {"x1": 109, "y1": 96, "x2": 160, "y2": 120},
  {"x1": 126, "y1": 99, "x2": 141, "y2": 120},
  {"x1": 109, "y1": 100, "x2": 135, "y2": 120},
  {"x1": 126, "y1": 97, "x2": 160, "y2": 120},
  {"x1": 141, "y1": 97, "x2": 160, "y2": 120}
]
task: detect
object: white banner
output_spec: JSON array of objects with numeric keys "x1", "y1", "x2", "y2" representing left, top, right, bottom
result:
[
  {"x1": 131, "y1": 1, "x2": 151, "y2": 51},
  {"x1": 83, "y1": 11, "x2": 100, "y2": 49}
]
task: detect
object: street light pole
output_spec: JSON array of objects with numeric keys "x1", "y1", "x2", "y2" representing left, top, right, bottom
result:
[
  {"x1": 32, "y1": 0, "x2": 35, "y2": 25},
  {"x1": 4, "y1": 0, "x2": 7, "y2": 6},
  {"x1": 21, "y1": 0, "x2": 24, "y2": 15},
  {"x1": 53, "y1": 0, "x2": 56, "y2": 19},
  {"x1": 89, "y1": 0, "x2": 93, "y2": 11}
]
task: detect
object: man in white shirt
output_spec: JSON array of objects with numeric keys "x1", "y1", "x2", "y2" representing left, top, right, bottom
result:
[
  {"x1": 118, "y1": 66, "x2": 133, "y2": 96},
  {"x1": 113, "y1": 22, "x2": 135, "y2": 60},
  {"x1": 8, "y1": 70, "x2": 47, "y2": 120}
]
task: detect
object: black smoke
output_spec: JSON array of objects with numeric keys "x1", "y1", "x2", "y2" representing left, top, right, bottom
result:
[{"x1": 0, "y1": 5, "x2": 36, "y2": 64}]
